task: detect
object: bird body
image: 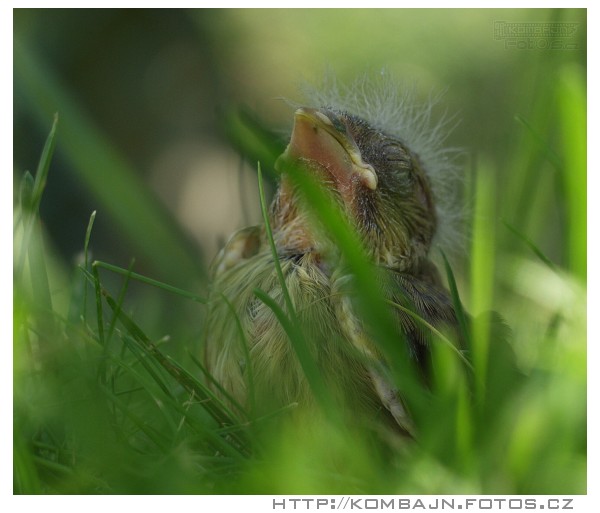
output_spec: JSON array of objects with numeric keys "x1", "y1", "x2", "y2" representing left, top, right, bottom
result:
[{"x1": 204, "y1": 76, "x2": 462, "y2": 436}]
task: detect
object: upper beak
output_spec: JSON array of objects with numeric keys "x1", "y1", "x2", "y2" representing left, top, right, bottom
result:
[{"x1": 275, "y1": 108, "x2": 378, "y2": 191}]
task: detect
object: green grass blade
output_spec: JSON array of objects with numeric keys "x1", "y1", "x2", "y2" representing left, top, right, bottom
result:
[
  {"x1": 440, "y1": 249, "x2": 472, "y2": 350},
  {"x1": 106, "y1": 258, "x2": 135, "y2": 345},
  {"x1": 256, "y1": 165, "x2": 333, "y2": 412},
  {"x1": 514, "y1": 114, "x2": 562, "y2": 171},
  {"x1": 221, "y1": 294, "x2": 257, "y2": 418},
  {"x1": 557, "y1": 64, "x2": 586, "y2": 281},
  {"x1": 93, "y1": 261, "x2": 206, "y2": 303},
  {"x1": 92, "y1": 263, "x2": 105, "y2": 346},
  {"x1": 252, "y1": 286, "x2": 325, "y2": 392},
  {"x1": 27, "y1": 221, "x2": 55, "y2": 319},
  {"x1": 118, "y1": 335, "x2": 176, "y2": 401},
  {"x1": 385, "y1": 299, "x2": 473, "y2": 371},
  {"x1": 99, "y1": 288, "x2": 249, "y2": 450},
  {"x1": 97, "y1": 383, "x2": 170, "y2": 452},
  {"x1": 284, "y1": 162, "x2": 425, "y2": 406},
  {"x1": 188, "y1": 353, "x2": 249, "y2": 421},
  {"x1": 222, "y1": 107, "x2": 285, "y2": 181},
  {"x1": 502, "y1": 220, "x2": 558, "y2": 272},
  {"x1": 13, "y1": 433, "x2": 42, "y2": 494},
  {"x1": 15, "y1": 116, "x2": 58, "y2": 282},
  {"x1": 82, "y1": 210, "x2": 97, "y2": 323},
  {"x1": 30, "y1": 113, "x2": 59, "y2": 213},
  {"x1": 103, "y1": 350, "x2": 200, "y2": 440},
  {"x1": 257, "y1": 164, "x2": 294, "y2": 317},
  {"x1": 13, "y1": 172, "x2": 34, "y2": 272},
  {"x1": 18, "y1": 171, "x2": 34, "y2": 217},
  {"x1": 469, "y1": 163, "x2": 496, "y2": 405}
]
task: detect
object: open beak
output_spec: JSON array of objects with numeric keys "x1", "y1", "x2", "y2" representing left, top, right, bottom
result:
[{"x1": 275, "y1": 108, "x2": 378, "y2": 192}]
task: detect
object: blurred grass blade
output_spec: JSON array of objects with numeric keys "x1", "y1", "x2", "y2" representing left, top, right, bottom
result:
[
  {"x1": 557, "y1": 63, "x2": 586, "y2": 281},
  {"x1": 15, "y1": 116, "x2": 58, "y2": 281},
  {"x1": 82, "y1": 210, "x2": 97, "y2": 323},
  {"x1": 14, "y1": 432, "x2": 42, "y2": 494},
  {"x1": 514, "y1": 115, "x2": 562, "y2": 171},
  {"x1": 502, "y1": 220, "x2": 558, "y2": 272},
  {"x1": 14, "y1": 40, "x2": 203, "y2": 285},
  {"x1": 440, "y1": 249, "x2": 472, "y2": 350},
  {"x1": 92, "y1": 263, "x2": 105, "y2": 346},
  {"x1": 93, "y1": 260, "x2": 206, "y2": 303},
  {"x1": 97, "y1": 383, "x2": 170, "y2": 452},
  {"x1": 222, "y1": 107, "x2": 285, "y2": 182},
  {"x1": 429, "y1": 337, "x2": 473, "y2": 468},
  {"x1": 17, "y1": 117, "x2": 57, "y2": 329},
  {"x1": 24, "y1": 223, "x2": 55, "y2": 329},
  {"x1": 469, "y1": 163, "x2": 496, "y2": 404},
  {"x1": 30, "y1": 113, "x2": 59, "y2": 213},
  {"x1": 18, "y1": 171, "x2": 34, "y2": 215}
]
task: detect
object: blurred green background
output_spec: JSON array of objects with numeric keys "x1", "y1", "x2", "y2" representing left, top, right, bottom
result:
[{"x1": 14, "y1": 8, "x2": 586, "y2": 494}]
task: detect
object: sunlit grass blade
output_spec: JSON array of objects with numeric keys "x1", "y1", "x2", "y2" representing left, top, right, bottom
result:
[
  {"x1": 557, "y1": 63, "x2": 586, "y2": 281},
  {"x1": 15, "y1": 115, "x2": 59, "y2": 283},
  {"x1": 30, "y1": 226, "x2": 54, "y2": 309},
  {"x1": 454, "y1": 376, "x2": 473, "y2": 469},
  {"x1": 469, "y1": 163, "x2": 496, "y2": 405},
  {"x1": 429, "y1": 336, "x2": 473, "y2": 469}
]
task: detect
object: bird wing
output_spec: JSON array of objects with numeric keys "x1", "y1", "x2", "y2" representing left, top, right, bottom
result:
[{"x1": 334, "y1": 262, "x2": 460, "y2": 436}]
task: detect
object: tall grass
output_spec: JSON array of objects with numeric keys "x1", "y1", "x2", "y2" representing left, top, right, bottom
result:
[{"x1": 13, "y1": 37, "x2": 585, "y2": 495}]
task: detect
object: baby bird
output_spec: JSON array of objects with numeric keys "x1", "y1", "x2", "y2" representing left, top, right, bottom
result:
[{"x1": 204, "y1": 76, "x2": 462, "y2": 437}]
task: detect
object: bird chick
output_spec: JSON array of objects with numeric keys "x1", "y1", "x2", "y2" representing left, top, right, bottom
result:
[{"x1": 204, "y1": 80, "x2": 461, "y2": 438}]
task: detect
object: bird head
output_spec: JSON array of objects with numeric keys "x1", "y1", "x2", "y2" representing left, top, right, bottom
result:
[{"x1": 273, "y1": 106, "x2": 438, "y2": 272}]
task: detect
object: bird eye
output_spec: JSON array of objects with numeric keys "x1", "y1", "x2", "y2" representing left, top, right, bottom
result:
[{"x1": 382, "y1": 142, "x2": 410, "y2": 166}]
